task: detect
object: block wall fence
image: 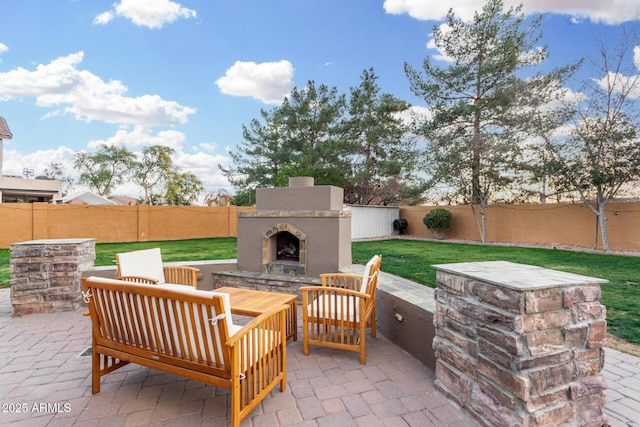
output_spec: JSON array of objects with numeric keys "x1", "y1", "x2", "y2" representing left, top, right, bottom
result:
[
  {"x1": 400, "y1": 201, "x2": 640, "y2": 253},
  {"x1": 0, "y1": 203, "x2": 253, "y2": 248},
  {"x1": 0, "y1": 201, "x2": 639, "y2": 252}
]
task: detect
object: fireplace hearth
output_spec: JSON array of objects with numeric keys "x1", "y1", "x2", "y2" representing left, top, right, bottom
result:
[{"x1": 237, "y1": 177, "x2": 351, "y2": 278}]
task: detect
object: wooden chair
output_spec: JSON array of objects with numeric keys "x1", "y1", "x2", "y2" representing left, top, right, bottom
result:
[
  {"x1": 115, "y1": 248, "x2": 199, "y2": 287},
  {"x1": 301, "y1": 255, "x2": 382, "y2": 365}
]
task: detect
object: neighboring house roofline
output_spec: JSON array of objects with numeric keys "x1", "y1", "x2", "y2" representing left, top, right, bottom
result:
[{"x1": 0, "y1": 117, "x2": 12, "y2": 139}]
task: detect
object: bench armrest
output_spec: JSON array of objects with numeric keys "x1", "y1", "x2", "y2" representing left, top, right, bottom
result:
[
  {"x1": 225, "y1": 304, "x2": 288, "y2": 420},
  {"x1": 163, "y1": 266, "x2": 199, "y2": 287}
]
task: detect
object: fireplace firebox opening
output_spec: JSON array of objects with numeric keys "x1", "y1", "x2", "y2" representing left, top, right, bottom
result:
[
  {"x1": 262, "y1": 223, "x2": 307, "y2": 276},
  {"x1": 276, "y1": 232, "x2": 300, "y2": 261}
]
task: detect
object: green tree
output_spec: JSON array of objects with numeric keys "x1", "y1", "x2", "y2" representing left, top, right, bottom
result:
[
  {"x1": 273, "y1": 81, "x2": 349, "y2": 186},
  {"x1": 345, "y1": 68, "x2": 422, "y2": 205},
  {"x1": 405, "y1": 0, "x2": 573, "y2": 242},
  {"x1": 164, "y1": 171, "x2": 204, "y2": 205},
  {"x1": 73, "y1": 144, "x2": 135, "y2": 197},
  {"x1": 42, "y1": 162, "x2": 75, "y2": 196},
  {"x1": 543, "y1": 31, "x2": 640, "y2": 251},
  {"x1": 222, "y1": 81, "x2": 349, "y2": 202},
  {"x1": 132, "y1": 145, "x2": 176, "y2": 204},
  {"x1": 220, "y1": 108, "x2": 289, "y2": 204}
]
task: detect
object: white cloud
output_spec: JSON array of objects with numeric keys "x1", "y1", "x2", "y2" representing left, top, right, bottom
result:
[
  {"x1": 0, "y1": 51, "x2": 196, "y2": 126},
  {"x1": 2, "y1": 146, "x2": 76, "y2": 179},
  {"x1": 593, "y1": 71, "x2": 640, "y2": 99},
  {"x1": 383, "y1": 0, "x2": 640, "y2": 25},
  {"x1": 0, "y1": 43, "x2": 8, "y2": 54},
  {"x1": 174, "y1": 150, "x2": 232, "y2": 192},
  {"x1": 93, "y1": 12, "x2": 114, "y2": 25},
  {"x1": 95, "y1": 0, "x2": 197, "y2": 29},
  {"x1": 383, "y1": 0, "x2": 460, "y2": 21},
  {"x1": 87, "y1": 126, "x2": 187, "y2": 151},
  {"x1": 196, "y1": 142, "x2": 218, "y2": 153},
  {"x1": 408, "y1": 105, "x2": 433, "y2": 121},
  {"x1": 425, "y1": 24, "x2": 457, "y2": 63},
  {"x1": 2, "y1": 135, "x2": 232, "y2": 199},
  {"x1": 215, "y1": 60, "x2": 295, "y2": 105}
]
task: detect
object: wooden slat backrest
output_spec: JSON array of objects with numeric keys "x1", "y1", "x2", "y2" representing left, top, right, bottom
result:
[
  {"x1": 320, "y1": 273, "x2": 361, "y2": 291},
  {"x1": 84, "y1": 277, "x2": 231, "y2": 374}
]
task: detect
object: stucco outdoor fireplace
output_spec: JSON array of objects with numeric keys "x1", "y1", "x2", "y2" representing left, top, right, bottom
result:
[{"x1": 236, "y1": 177, "x2": 351, "y2": 278}]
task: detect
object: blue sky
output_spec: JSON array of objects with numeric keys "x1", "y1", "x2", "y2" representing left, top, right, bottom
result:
[{"x1": 0, "y1": 0, "x2": 639, "y2": 200}]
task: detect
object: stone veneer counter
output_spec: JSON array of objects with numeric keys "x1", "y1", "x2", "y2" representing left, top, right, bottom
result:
[
  {"x1": 10, "y1": 238, "x2": 95, "y2": 316},
  {"x1": 433, "y1": 260, "x2": 608, "y2": 290},
  {"x1": 432, "y1": 260, "x2": 608, "y2": 427}
]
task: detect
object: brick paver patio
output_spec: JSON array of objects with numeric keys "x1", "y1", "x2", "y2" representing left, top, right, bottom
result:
[
  {"x1": 1, "y1": 288, "x2": 639, "y2": 426},
  {"x1": 0, "y1": 289, "x2": 477, "y2": 426}
]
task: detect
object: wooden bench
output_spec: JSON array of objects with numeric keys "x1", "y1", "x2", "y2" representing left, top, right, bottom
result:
[{"x1": 82, "y1": 276, "x2": 287, "y2": 427}]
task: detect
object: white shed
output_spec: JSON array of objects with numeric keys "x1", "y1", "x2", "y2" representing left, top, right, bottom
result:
[{"x1": 345, "y1": 205, "x2": 400, "y2": 239}]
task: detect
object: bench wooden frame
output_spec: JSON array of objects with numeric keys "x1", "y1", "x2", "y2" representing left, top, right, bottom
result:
[{"x1": 82, "y1": 276, "x2": 287, "y2": 427}]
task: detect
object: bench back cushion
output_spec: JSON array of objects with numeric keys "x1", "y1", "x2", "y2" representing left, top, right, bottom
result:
[
  {"x1": 116, "y1": 248, "x2": 166, "y2": 284},
  {"x1": 161, "y1": 283, "x2": 237, "y2": 332},
  {"x1": 84, "y1": 276, "x2": 238, "y2": 367}
]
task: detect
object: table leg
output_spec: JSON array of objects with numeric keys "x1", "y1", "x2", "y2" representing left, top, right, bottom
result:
[{"x1": 289, "y1": 300, "x2": 297, "y2": 341}]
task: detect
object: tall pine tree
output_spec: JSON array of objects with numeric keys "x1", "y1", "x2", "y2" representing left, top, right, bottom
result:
[{"x1": 405, "y1": 0, "x2": 574, "y2": 242}]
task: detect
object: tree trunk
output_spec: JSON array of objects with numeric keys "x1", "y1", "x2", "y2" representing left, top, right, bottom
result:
[
  {"x1": 598, "y1": 196, "x2": 610, "y2": 252},
  {"x1": 470, "y1": 203, "x2": 487, "y2": 243}
]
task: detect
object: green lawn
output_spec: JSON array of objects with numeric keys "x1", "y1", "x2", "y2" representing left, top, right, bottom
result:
[
  {"x1": 353, "y1": 239, "x2": 640, "y2": 345},
  {"x1": 92, "y1": 238, "x2": 239, "y2": 267},
  {"x1": 1, "y1": 237, "x2": 639, "y2": 345}
]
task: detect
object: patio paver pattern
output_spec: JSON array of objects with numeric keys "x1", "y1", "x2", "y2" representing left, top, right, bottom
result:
[{"x1": 0, "y1": 288, "x2": 638, "y2": 426}]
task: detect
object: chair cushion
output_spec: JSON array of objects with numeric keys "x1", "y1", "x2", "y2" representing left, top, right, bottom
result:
[
  {"x1": 360, "y1": 255, "x2": 380, "y2": 293},
  {"x1": 307, "y1": 294, "x2": 360, "y2": 322},
  {"x1": 117, "y1": 248, "x2": 166, "y2": 284}
]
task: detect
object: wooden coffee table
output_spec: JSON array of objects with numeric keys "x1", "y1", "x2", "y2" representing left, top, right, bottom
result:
[{"x1": 216, "y1": 287, "x2": 298, "y2": 341}]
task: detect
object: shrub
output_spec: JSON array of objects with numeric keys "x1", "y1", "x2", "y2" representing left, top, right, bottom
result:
[{"x1": 423, "y1": 208, "x2": 452, "y2": 238}]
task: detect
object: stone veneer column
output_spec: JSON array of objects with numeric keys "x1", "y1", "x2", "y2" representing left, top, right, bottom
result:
[
  {"x1": 432, "y1": 261, "x2": 608, "y2": 427},
  {"x1": 10, "y1": 238, "x2": 95, "y2": 316}
]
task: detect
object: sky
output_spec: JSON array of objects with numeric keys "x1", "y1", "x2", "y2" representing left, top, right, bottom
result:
[{"x1": 0, "y1": 0, "x2": 639, "y2": 202}]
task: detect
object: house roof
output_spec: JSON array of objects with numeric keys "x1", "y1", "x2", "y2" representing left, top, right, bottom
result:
[
  {"x1": 55, "y1": 190, "x2": 116, "y2": 205},
  {"x1": 110, "y1": 195, "x2": 139, "y2": 205},
  {"x1": 0, "y1": 117, "x2": 12, "y2": 139}
]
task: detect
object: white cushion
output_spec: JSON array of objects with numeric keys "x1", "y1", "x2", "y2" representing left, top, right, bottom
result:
[
  {"x1": 117, "y1": 248, "x2": 166, "y2": 284},
  {"x1": 235, "y1": 328, "x2": 282, "y2": 370},
  {"x1": 160, "y1": 283, "x2": 236, "y2": 329},
  {"x1": 86, "y1": 277, "x2": 238, "y2": 366},
  {"x1": 360, "y1": 255, "x2": 380, "y2": 293},
  {"x1": 307, "y1": 294, "x2": 360, "y2": 323}
]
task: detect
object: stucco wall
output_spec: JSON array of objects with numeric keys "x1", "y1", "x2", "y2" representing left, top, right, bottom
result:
[
  {"x1": 1, "y1": 201, "x2": 639, "y2": 252},
  {"x1": 399, "y1": 201, "x2": 640, "y2": 252},
  {"x1": 0, "y1": 203, "x2": 252, "y2": 248}
]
